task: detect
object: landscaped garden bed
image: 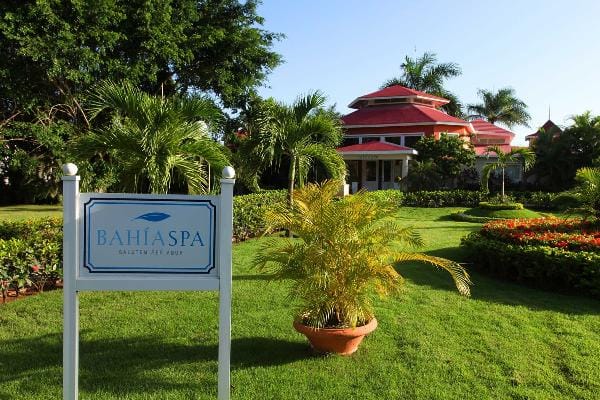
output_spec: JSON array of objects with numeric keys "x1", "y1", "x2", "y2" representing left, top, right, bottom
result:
[{"x1": 461, "y1": 217, "x2": 600, "y2": 297}]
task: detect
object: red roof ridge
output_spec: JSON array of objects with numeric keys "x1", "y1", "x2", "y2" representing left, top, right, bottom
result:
[
  {"x1": 348, "y1": 85, "x2": 449, "y2": 108},
  {"x1": 337, "y1": 141, "x2": 416, "y2": 153}
]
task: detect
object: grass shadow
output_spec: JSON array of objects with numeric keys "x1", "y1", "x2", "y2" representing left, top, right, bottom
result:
[
  {"x1": 0, "y1": 333, "x2": 306, "y2": 398},
  {"x1": 232, "y1": 274, "x2": 272, "y2": 281},
  {"x1": 396, "y1": 255, "x2": 600, "y2": 316}
]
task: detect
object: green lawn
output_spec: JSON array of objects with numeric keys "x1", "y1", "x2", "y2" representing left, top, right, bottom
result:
[
  {"x1": 1, "y1": 207, "x2": 599, "y2": 399},
  {"x1": 0, "y1": 204, "x2": 62, "y2": 221}
]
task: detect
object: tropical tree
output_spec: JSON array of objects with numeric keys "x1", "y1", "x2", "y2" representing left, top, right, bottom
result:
[
  {"x1": 73, "y1": 81, "x2": 229, "y2": 194},
  {"x1": 529, "y1": 112, "x2": 600, "y2": 190},
  {"x1": 573, "y1": 167, "x2": 600, "y2": 220},
  {"x1": 413, "y1": 133, "x2": 476, "y2": 182},
  {"x1": 481, "y1": 145, "x2": 535, "y2": 200},
  {"x1": 257, "y1": 92, "x2": 346, "y2": 204},
  {"x1": 382, "y1": 52, "x2": 463, "y2": 117},
  {"x1": 467, "y1": 88, "x2": 531, "y2": 128}
]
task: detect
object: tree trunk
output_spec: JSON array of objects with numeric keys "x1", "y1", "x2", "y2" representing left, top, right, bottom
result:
[
  {"x1": 287, "y1": 156, "x2": 297, "y2": 237},
  {"x1": 288, "y1": 156, "x2": 296, "y2": 207},
  {"x1": 501, "y1": 167, "x2": 505, "y2": 202}
]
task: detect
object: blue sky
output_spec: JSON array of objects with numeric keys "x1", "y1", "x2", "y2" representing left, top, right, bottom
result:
[{"x1": 257, "y1": 0, "x2": 600, "y2": 145}]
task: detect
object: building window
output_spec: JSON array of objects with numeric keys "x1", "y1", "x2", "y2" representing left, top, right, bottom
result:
[
  {"x1": 384, "y1": 136, "x2": 402, "y2": 145},
  {"x1": 404, "y1": 135, "x2": 423, "y2": 148},
  {"x1": 362, "y1": 137, "x2": 380, "y2": 143},
  {"x1": 365, "y1": 161, "x2": 377, "y2": 181},
  {"x1": 342, "y1": 137, "x2": 359, "y2": 146}
]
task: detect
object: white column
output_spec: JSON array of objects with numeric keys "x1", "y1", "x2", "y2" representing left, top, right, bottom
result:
[
  {"x1": 62, "y1": 163, "x2": 80, "y2": 400},
  {"x1": 402, "y1": 158, "x2": 409, "y2": 178},
  {"x1": 218, "y1": 166, "x2": 235, "y2": 400}
]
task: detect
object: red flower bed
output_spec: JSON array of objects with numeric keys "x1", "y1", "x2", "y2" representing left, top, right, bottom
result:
[{"x1": 481, "y1": 217, "x2": 600, "y2": 252}]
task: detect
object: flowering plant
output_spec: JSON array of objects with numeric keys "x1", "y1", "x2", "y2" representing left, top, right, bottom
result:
[{"x1": 481, "y1": 218, "x2": 600, "y2": 252}]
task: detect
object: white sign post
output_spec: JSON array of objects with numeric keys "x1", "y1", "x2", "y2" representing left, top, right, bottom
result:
[{"x1": 62, "y1": 163, "x2": 235, "y2": 400}]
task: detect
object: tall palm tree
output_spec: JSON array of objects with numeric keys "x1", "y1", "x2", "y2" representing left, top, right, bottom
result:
[
  {"x1": 481, "y1": 146, "x2": 535, "y2": 200},
  {"x1": 382, "y1": 52, "x2": 463, "y2": 117},
  {"x1": 257, "y1": 91, "x2": 346, "y2": 204},
  {"x1": 73, "y1": 81, "x2": 229, "y2": 194},
  {"x1": 467, "y1": 88, "x2": 531, "y2": 128}
]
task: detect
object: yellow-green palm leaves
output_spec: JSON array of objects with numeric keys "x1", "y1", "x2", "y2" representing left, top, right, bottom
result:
[{"x1": 255, "y1": 180, "x2": 471, "y2": 329}]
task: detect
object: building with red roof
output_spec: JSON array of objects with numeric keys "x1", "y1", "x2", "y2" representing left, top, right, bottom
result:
[
  {"x1": 338, "y1": 85, "x2": 525, "y2": 191},
  {"x1": 339, "y1": 85, "x2": 475, "y2": 191},
  {"x1": 525, "y1": 120, "x2": 563, "y2": 144}
]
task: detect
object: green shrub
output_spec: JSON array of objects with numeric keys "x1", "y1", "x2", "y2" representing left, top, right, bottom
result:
[
  {"x1": 402, "y1": 190, "x2": 486, "y2": 207},
  {"x1": 0, "y1": 218, "x2": 62, "y2": 300},
  {"x1": 461, "y1": 232, "x2": 600, "y2": 298},
  {"x1": 478, "y1": 201, "x2": 524, "y2": 210},
  {"x1": 233, "y1": 190, "x2": 287, "y2": 241},
  {"x1": 450, "y1": 213, "x2": 501, "y2": 223},
  {"x1": 364, "y1": 190, "x2": 404, "y2": 208}
]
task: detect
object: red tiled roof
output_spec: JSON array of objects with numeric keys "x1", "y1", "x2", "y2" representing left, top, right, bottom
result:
[
  {"x1": 474, "y1": 144, "x2": 513, "y2": 156},
  {"x1": 360, "y1": 85, "x2": 448, "y2": 101},
  {"x1": 342, "y1": 104, "x2": 469, "y2": 127},
  {"x1": 470, "y1": 119, "x2": 515, "y2": 137},
  {"x1": 337, "y1": 141, "x2": 414, "y2": 153},
  {"x1": 526, "y1": 120, "x2": 563, "y2": 139},
  {"x1": 349, "y1": 85, "x2": 449, "y2": 108}
]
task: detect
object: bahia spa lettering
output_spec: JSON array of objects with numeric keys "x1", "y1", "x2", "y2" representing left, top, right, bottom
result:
[{"x1": 96, "y1": 229, "x2": 205, "y2": 247}]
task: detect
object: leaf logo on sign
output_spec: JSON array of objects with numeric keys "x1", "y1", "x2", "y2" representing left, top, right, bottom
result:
[{"x1": 133, "y1": 212, "x2": 171, "y2": 222}]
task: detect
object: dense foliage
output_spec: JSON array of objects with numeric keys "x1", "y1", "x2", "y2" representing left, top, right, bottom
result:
[
  {"x1": 529, "y1": 112, "x2": 600, "y2": 190},
  {"x1": 255, "y1": 180, "x2": 471, "y2": 329},
  {"x1": 232, "y1": 190, "x2": 286, "y2": 241},
  {"x1": 0, "y1": 0, "x2": 282, "y2": 111},
  {"x1": 0, "y1": 0, "x2": 282, "y2": 204},
  {"x1": 461, "y1": 218, "x2": 600, "y2": 297},
  {"x1": 0, "y1": 218, "x2": 62, "y2": 302},
  {"x1": 412, "y1": 133, "x2": 476, "y2": 182},
  {"x1": 402, "y1": 190, "x2": 486, "y2": 207}
]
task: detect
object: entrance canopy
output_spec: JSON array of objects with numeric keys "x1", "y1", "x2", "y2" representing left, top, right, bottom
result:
[
  {"x1": 336, "y1": 141, "x2": 417, "y2": 158},
  {"x1": 337, "y1": 142, "x2": 417, "y2": 191}
]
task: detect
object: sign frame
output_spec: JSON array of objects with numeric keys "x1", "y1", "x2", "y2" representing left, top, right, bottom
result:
[{"x1": 62, "y1": 163, "x2": 235, "y2": 400}]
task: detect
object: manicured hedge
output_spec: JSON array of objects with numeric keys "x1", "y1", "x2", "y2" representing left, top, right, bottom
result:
[
  {"x1": 451, "y1": 213, "x2": 502, "y2": 223},
  {"x1": 233, "y1": 190, "x2": 287, "y2": 241},
  {"x1": 402, "y1": 190, "x2": 486, "y2": 207},
  {"x1": 478, "y1": 201, "x2": 524, "y2": 210},
  {"x1": 364, "y1": 189, "x2": 404, "y2": 207},
  {"x1": 461, "y1": 220, "x2": 600, "y2": 298}
]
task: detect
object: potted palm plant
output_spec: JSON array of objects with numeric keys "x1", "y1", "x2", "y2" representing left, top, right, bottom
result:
[{"x1": 255, "y1": 180, "x2": 471, "y2": 355}]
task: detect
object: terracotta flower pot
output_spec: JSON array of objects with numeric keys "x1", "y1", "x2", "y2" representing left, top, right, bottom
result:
[{"x1": 293, "y1": 318, "x2": 378, "y2": 355}]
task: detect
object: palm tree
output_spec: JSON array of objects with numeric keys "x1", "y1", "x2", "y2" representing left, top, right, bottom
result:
[
  {"x1": 468, "y1": 88, "x2": 531, "y2": 128},
  {"x1": 382, "y1": 52, "x2": 463, "y2": 117},
  {"x1": 257, "y1": 91, "x2": 346, "y2": 204},
  {"x1": 73, "y1": 81, "x2": 229, "y2": 194},
  {"x1": 481, "y1": 146, "x2": 535, "y2": 200},
  {"x1": 255, "y1": 180, "x2": 471, "y2": 329},
  {"x1": 573, "y1": 167, "x2": 600, "y2": 220}
]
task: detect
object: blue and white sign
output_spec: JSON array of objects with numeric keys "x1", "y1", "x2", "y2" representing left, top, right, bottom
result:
[
  {"x1": 63, "y1": 164, "x2": 235, "y2": 400},
  {"x1": 82, "y1": 197, "x2": 216, "y2": 274}
]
